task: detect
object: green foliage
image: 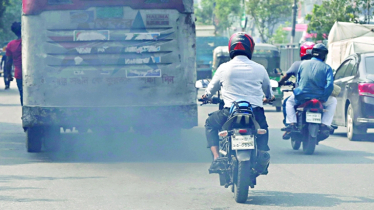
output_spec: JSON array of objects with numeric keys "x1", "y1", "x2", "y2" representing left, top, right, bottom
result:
[
  {"x1": 269, "y1": 22, "x2": 290, "y2": 44},
  {"x1": 195, "y1": 0, "x2": 241, "y2": 33},
  {"x1": 357, "y1": 0, "x2": 374, "y2": 24},
  {"x1": 305, "y1": 0, "x2": 357, "y2": 41},
  {"x1": 246, "y1": 0, "x2": 292, "y2": 43},
  {"x1": 0, "y1": 0, "x2": 11, "y2": 28},
  {"x1": 0, "y1": 0, "x2": 21, "y2": 45}
]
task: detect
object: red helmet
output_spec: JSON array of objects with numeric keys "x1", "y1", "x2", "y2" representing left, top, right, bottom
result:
[
  {"x1": 300, "y1": 42, "x2": 315, "y2": 60},
  {"x1": 228, "y1": 32, "x2": 255, "y2": 59}
]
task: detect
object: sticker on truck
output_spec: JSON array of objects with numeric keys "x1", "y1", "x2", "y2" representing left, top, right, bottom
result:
[{"x1": 126, "y1": 69, "x2": 161, "y2": 78}]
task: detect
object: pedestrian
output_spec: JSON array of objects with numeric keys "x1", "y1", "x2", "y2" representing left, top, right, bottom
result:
[
  {"x1": 1, "y1": 46, "x2": 12, "y2": 90},
  {"x1": 5, "y1": 22, "x2": 22, "y2": 105}
]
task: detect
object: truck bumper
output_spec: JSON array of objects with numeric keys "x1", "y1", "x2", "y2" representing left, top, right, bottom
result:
[{"x1": 22, "y1": 105, "x2": 198, "y2": 129}]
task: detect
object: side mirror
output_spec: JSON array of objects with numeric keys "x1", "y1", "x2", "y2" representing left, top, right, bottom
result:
[
  {"x1": 270, "y1": 79, "x2": 279, "y2": 88},
  {"x1": 195, "y1": 79, "x2": 210, "y2": 89}
]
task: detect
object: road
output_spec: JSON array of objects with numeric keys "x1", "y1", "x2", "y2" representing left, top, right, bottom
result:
[{"x1": 0, "y1": 84, "x2": 374, "y2": 210}]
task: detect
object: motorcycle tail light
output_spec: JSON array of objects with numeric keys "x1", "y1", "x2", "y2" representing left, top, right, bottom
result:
[
  {"x1": 219, "y1": 131, "x2": 228, "y2": 137},
  {"x1": 257, "y1": 129, "x2": 267, "y2": 135},
  {"x1": 310, "y1": 108, "x2": 319, "y2": 112},
  {"x1": 238, "y1": 129, "x2": 248, "y2": 134}
]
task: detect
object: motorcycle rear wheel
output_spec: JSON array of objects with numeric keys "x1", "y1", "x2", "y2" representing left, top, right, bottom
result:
[
  {"x1": 303, "y1": 134, "x2": 316, "y2": 155},
  {"x1": 234, "y1": 161, "x2": 251, "y2": 203}
]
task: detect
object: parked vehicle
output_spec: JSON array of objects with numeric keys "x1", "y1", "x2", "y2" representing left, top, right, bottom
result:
[
  {"x1": 196, "y1": 80, "x2": 277, "y2": 203},
  {"x1": 211, "y1": 44, "x2": 283, "y2": 111},
  {"x1": 332, "y1": 52, "x2": 374, "y2": 141},
  {"x1": 283, "y1": 82, "x2": 331, "y2": 155},
  {"x1": 196, "y1": 36, "x2": 228, "y2": 80},
  {"x1": 22, "y1": 0, "x2": 197, "y2": 152}
]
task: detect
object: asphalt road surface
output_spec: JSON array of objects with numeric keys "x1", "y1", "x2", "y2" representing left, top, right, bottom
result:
[{"x1": 0, "y1": 84, "x2": 374, "y2": 210}]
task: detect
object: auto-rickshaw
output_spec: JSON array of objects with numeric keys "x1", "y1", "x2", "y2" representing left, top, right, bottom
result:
[{"x1": 212, "y1": 44, "x2": 283, "y2": 112}]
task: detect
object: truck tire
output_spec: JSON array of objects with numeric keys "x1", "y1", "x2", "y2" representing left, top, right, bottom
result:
[
  {"x1": 234, "y1": 161, "x2": 250, "y2": 203},
  {"x1": 44, "y1": 126, "x2": 61, "y2": 152},
  {"x1": 26, "y1": 127, "x2": 43, "y2": 153}
]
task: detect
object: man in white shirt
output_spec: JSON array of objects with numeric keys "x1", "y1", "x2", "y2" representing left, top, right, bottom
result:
[{"x1": 202, "y1": 32, "x2": 274, "y2": 174}]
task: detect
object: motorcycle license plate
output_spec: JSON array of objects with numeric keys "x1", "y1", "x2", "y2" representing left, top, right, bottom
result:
[
  {"x1": 306, "y1": 112, "x2": 322, "y2": 124},
  {"x1": 232, "y1": 135, "x2": 255, "y2": 150}
]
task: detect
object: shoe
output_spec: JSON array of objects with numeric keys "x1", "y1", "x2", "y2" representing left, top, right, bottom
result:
[
  {"x1": 282, "y1": 131, "x2": 291, "y2": 140},
  {"x1": 208, "y1": 157, "x2": 227, "y2": 174},
  {"x1": 320, "y1": 124, "x2": 332, "y2": 131},
  {"x1": 4, "y1": 86, "x2": 9, "y2": 90},
  {"x1": 281, "y1": 124, "x2": 297, "y2": 132}
]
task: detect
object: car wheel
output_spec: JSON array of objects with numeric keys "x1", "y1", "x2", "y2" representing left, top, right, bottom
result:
[{"x1": 347, "y1": 104, "x2": 367, "y2": 141}]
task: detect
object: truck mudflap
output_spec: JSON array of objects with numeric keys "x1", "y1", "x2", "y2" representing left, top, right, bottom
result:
[{"x1": 22, "y1": 104, "x2": 197, "y2": 129}]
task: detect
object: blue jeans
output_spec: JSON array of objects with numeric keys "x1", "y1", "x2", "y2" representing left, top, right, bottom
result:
[
  {"x1": 283, "y1": 96, "x2": 290, "y2": 126},
  {"x1": 16, "y1": 79, "x2": 23, "y2": 106}
]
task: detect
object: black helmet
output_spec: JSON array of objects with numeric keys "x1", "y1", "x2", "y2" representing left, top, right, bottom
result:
[
  {"x1": 228, "y1": 32, "x2": 255, "y2": 59},
  {"x1": 311, "y1": 43, "x2": 328, "y2": 61}
]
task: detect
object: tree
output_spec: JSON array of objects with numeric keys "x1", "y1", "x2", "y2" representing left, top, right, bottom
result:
[
  {"x1": 0, "y1": 0, "x2": 21, "y2": 45},
  {"x1": 356, "y1": 0, "x2": 374, "y2": 24},
  {"x1": 0, "y1": 0, "x2": 10, "y2": 28},
  {"x1": 305, "y1": 0, "x2": 358, "y2": 41},
  {"x1": 269, "y1": 22, "x2": 290, "y2": 44},
  {"x1": 195, "y1": 0, "x2": 241, "y2": 34},
  {"x1": 246, "y1": 0, "x2": 292, "y2": 43}
]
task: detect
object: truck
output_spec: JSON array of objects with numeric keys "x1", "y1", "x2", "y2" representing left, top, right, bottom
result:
[
  {"x1": 22, "y1": 0, "x2": 197, "y2": 152},
  {"x1": 326, "y1": 22, "x2": 374, "y2": 70},
  {"x1": 196, "y1": 25, "x2": 228, "y2": 79}
]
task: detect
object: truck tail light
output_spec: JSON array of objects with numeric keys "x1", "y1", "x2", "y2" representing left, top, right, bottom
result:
[{"x1": 358, "y1": 83, "x2": 374, "y2": 97}]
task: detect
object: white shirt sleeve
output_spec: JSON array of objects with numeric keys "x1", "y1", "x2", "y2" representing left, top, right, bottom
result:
[
  {"x1": 205, "y1": 64, "x2": 223, "y2": 98},
  {"x1": 262, "y1": 68, "x2": 274, "y2": 99}
]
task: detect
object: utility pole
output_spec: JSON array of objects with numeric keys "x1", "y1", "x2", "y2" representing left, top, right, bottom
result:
[
  {"x1": 368, "y1": 0, "x2": 371, "y2": 24},
  {"x1": 291, "y1": 0, "x2": 298, "y2": 44},
  {"x1": 240, "y1": 0, "x2": 247, "y2": 32}
]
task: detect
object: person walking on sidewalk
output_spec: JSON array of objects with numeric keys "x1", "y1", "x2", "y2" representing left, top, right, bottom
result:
[{"x1": 5, "y1": 22, "x2": 22, "y2": 105}]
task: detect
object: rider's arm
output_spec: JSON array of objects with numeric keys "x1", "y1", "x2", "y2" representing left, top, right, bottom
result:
[
  {"x1": 322, "y1": 67, "x2": 334, "y2": 102},
  {"x1": 279, "y1": 61, "x2": 299, "y2": 86},
  {"x1": 262, "y1": 69, "x2": 274, "y2": 100},
  {"x1": 278, "y1": 74, "x2": 292, "y2": 86},
  {"x1": 204, "y1": 65, "x2": 222, "y2": 98}
]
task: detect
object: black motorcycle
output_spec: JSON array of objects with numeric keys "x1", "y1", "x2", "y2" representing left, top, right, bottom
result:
[
  {"x1": 199, "y1": 97, "x2": 270, "y2": 203},
  {"x1": 282, "y1": 82, "x2": 337, "y2": 155}
]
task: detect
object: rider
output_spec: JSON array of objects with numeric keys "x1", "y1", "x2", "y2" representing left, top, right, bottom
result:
[
  {"x1": 278, "y1": 42, "x2": 315, "y2": 139},
  {"x1": 284, "y1": 43, "x2": 337, "y2": 132},
  {"x1": 202, "y1": 32, "x2": 274, "y2": 173}
]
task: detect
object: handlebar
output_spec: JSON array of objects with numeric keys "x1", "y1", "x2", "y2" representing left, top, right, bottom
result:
[
  {"x1": 284, "y1": 81, "x2": 295, "y2": 86},
  {"x1": 199, "y1": 97, "x2": 224, "y2": 105}
]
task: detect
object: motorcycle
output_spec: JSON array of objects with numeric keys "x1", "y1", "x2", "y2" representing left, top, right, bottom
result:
[
  {"x1": 282, "y1": 82, "x2": 337, "y2": 155},
  {"x1": 198, "y1": 80, "x2": 277, "y2": 203}
]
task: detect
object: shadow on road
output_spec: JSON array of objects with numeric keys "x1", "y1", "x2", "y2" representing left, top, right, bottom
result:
[
  {"x1": 246, "y1": 190, "x2": 374, "y2": 207},
  {"x1": 269, "y1": 129, "x2": 374, "y2": 165},
  {"x1": 332, "y1": 131, "x2": 374, "y2": 142}
]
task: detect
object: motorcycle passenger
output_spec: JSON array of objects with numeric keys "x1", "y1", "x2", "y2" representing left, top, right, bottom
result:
[
  {"x1": 278, "y1": 42, "x2": 315, "y2": 139},
  {"x1": 202, "y1": 32, "x2": 274, "y2": 173},
  {"x1": 284, "y1": 43, "x2": 337, "y2": 132}
]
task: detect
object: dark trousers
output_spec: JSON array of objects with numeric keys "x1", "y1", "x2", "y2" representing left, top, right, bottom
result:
[
  {"x1": 16, "y1": 79, "x2": 23, "y2": 106},
  {"x1": 205, "y1": 107, "x2": 270, "y2": 151},
  {"x1": 282, "y1": 96, "x2": 290, "y2": 126},
  {"x1": 3, "y1": 70, "x2": 11, "y2": 87}
]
